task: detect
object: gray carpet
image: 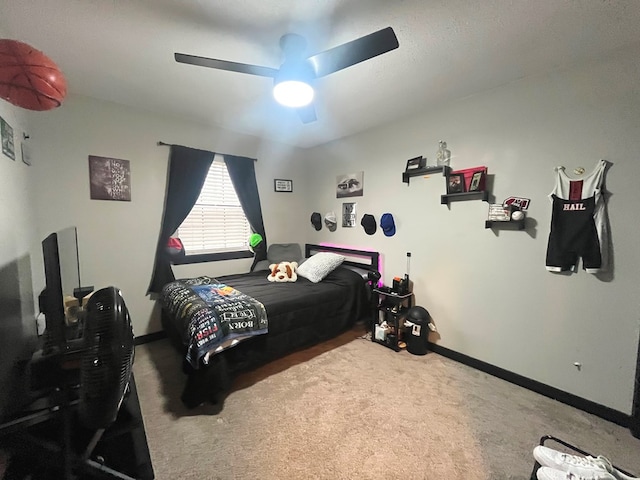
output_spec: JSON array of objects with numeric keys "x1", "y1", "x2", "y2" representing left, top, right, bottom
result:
[{"x1": 133, "y1": 328, "x2": 640, "y2": 480}]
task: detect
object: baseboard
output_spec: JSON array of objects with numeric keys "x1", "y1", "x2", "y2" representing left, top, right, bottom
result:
[
  {"x1": 134, "y1": 331, "x2": 166, "y2": 346},
  {"x1": 630, "y1": 415, "x2": 640, "y2": 439},
  {"x1": 428, "y1": 342, "x2": 632, "y2": 429}
]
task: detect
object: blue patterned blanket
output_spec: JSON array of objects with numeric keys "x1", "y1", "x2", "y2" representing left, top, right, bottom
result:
[{"x1": 161, "y1": 276, "x2": 268, "y2": 368}]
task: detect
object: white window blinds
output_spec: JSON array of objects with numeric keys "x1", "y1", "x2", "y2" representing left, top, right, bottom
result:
[{"x1": 177, "y1": 156, "x2": 251, "y2": 255}]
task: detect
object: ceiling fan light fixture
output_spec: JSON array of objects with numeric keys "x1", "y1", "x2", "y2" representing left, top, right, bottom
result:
[
  {"x1": 273, "y1": 80, "x2": 314, "y2": 108},
  {"x1": 175, "y1": 26, "x2": 399, "y2": 122}
]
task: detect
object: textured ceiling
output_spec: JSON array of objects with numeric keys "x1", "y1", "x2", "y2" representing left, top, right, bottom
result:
[{"x1": 2, "y1": 0, "x2": 640, "y2": 148}]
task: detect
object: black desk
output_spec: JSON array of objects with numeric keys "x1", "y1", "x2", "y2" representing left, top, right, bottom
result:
[
  {"x1": 92, "y1": 374, "x2": 155, "y2": 479},
  {"x1": 0, "y1": 350, "x2": 154, "y2": 479}
]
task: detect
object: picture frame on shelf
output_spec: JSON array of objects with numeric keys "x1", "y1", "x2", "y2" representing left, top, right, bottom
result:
[
  {"x1": 468, "y1": 171, "x2": 484, "y2": 192},
  {"x1": 488, "y1": 204, "x2": 513, "y2": 221},
  {"x1": 447, "y1": 173, "x2": 465, "y2": 194},
  {"x1": 405, "y1": 156, "x2": 426, "y2": 172},
  {"x1": 274, "y1": 179, "x2": 293, "y2": 192}
]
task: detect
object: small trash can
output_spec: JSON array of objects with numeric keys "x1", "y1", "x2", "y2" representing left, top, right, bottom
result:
[{"x1": 404, "y1": 306, "x2": 431, "y2": 355}]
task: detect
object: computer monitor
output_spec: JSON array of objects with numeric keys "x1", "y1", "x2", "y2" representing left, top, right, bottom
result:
[{"x1": 40, "y1": 227, "x2": 82, "y2": 354}]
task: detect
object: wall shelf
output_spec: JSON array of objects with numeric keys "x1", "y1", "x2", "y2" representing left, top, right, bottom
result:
[
  {"x1": 402, "y1": 165, "x2": 450, "y2": 185},
  {"x1": 441, "y1": 190, "x2": 489, "y2": 205},
  {"x1": 485, "y1": 219, "x2": 525, "y2": 230}
]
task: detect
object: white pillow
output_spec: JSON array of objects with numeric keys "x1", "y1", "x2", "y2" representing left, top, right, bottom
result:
[{"x1": 297, "y1": 252, "x2": 345, "y2": 283}]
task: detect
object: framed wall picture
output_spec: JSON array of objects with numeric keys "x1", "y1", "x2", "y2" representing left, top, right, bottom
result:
[
  {"x1": 274, "y1": 179, "x2": 293, "y2": 192},
  {"x1": 342, "y1": 202, "x2": 357, "y2": 227},
  {"x1": 447, "y1": 173, "x2": 465, "y2": 194},
  {"x1": 89, "y1": 155, "x2": 131, "y2": 201},
  {"x1": 1, "y1": 116, "x2": 15, "y2": 160},
  {"x1": 468, "y1": 171, "x2": 484, "y2": 192},
  {"x1": 336, "y1": 171, "x2": 364, "y2": 198}
]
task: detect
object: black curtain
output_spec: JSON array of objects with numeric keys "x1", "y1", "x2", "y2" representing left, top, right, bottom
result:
[
  {"x1": 147, "y1": 145, "x2": 214, "y2": 294},
  {"x1": 224, "y1": 154, "x2": 267, "y2": 271}
]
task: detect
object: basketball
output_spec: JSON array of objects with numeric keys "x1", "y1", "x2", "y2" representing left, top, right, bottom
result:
[{"x1": 0, "y1": 39, "x2": 67, "y2": 111}]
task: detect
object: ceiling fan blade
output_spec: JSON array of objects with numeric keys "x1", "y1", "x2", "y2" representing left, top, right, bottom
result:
[
  {"x1": 296, "y1": 103, "x2": 317, "y2": 124},
  {"x1": 175, "y1": 53, "x2": 278, "y2": 78},
  {"x1": 307, "y1": 26, "x2": 399, "y2": 78}
]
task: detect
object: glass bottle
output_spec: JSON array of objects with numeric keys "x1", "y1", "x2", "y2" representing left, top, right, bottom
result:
[{"x1": 436, "y1": 141, "x2": 451, "y2": 167}]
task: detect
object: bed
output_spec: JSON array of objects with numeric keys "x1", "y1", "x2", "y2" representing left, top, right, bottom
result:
[{"x1": 160, "y1": 243, "x2": 380, "y2": 410}]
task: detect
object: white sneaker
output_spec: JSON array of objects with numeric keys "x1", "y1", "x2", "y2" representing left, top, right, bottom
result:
[
  {"x1": 536, "y1": 466, "x2": 616, "y2": 480},
  {"x1": 533, "y1": 445, "x2": 638, "y2": 480}
]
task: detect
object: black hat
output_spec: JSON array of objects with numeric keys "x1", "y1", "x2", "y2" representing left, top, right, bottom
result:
[
  {"x1": 311, "y1": 212, "x2": 322, "y2": 231},
  {"x1": 361, "y1": 214, "x2": 377, "y2": 235}
]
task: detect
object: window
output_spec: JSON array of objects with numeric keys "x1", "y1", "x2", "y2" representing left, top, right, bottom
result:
[{"x1": 176, "y1": 155, "x2": 252, "y2": 260}]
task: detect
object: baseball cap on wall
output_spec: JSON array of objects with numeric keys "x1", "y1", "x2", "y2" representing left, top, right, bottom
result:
[
  {"x1": 380, "y1": 213, "x2": 396, "y2": 237},
  {"x1": 311, "y1": 212, "x2": 322, "y2": 231},
  {"x1": 324, "y1": 212, "x2": 337, "y2": 232},
  {"x1": 361, "y1": 214, "x2": 377, "y2": 235}
]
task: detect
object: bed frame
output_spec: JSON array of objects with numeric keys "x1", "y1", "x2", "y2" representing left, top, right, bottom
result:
[
  {"x1": 304, "y1": 243, "x2": 380, "y2": 272},
  {"x1": 163, "y1": 243, "x2": 380, "y2": 410}
]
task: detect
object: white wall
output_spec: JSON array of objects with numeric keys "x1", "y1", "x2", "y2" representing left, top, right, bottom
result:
[
  {"x1": 0, "y1": 95, "x2": 37, "y2": 412},
  {"x1": 300, "y1": 43, "x2": 640, "y2": 414},
  {"x1": 27, "y1": 95, "x2": 308, "y2": 336}
]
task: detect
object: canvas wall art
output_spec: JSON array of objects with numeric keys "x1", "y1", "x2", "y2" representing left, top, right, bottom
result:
[{"x1": 89, "y1": 155, "x2": 131, "y2": 201}]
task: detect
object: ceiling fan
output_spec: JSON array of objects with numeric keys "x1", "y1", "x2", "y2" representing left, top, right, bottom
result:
[{"x1": 174, "y1": 26, "x2": 399, "y2": 123}]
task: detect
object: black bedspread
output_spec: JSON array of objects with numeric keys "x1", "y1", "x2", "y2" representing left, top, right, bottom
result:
[
  {"x1": 219, "y1": 266, "x2": 367, "y2": 333},
  {"x1": 161, "y1": 265, "x2": 371, "y2": 409}
]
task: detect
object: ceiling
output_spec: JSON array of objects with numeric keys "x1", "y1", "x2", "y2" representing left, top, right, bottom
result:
[{"x1": 2, "y1": 1, "x2": 640, "y2": 149}]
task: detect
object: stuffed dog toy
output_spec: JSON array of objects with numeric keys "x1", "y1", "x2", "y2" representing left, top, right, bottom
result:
[{"x1": 267, "y1": 261, "x2": 298, "y2": 282}]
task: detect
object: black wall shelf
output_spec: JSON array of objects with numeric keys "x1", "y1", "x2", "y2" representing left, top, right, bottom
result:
[
  {"x1": 485, "y1": 219, "x2": 525, "y2": 230},
  {"x1": 403, "y1": 165, "x2": 450, "y2": 185},
  {"x1": 441, "y1": 190, "x2": 489, "y2": 205}
]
